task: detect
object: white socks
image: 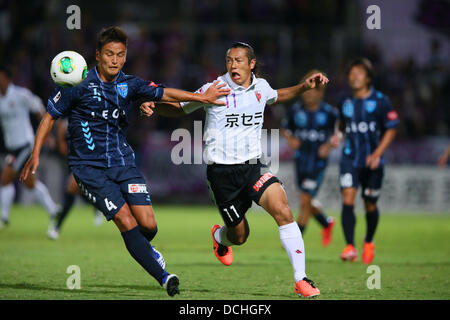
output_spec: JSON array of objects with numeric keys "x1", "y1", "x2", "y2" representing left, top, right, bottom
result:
[
  {"x1": 33, "y1": 180, "x2": 57, "y2": 218},
  {"x1": 1, "y1": 184, "x2": 15, "y2": 222},
  {"x1": 214, "y1": 225, "x2": 234, "y2": 247},
  {"x1": 279, "y1": 221, "x2": 307, "y2": 282},
  {"x1": 214, "y1": 222, "x2": 307, "y2": 282}
]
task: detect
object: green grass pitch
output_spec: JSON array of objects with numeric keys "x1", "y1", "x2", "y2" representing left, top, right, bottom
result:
[{"x1": 0, "y1": 204, "x2": 448, "y2": 300}]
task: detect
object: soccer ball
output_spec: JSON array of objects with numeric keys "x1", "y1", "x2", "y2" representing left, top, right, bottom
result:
[{"x1": 50, "y1": 51, "x2": 88, "y2": 87}]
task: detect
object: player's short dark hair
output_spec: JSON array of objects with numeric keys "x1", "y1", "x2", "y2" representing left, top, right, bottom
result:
[
  {"x1": 347, "y1": 58, "x2": 375, "y2": 84},
  {"x1": 0, "y1": 65, "x2": 12, "y2": 78},
  {"x1": 96, "y1": 26, "x2": 128, "y2": 51},
  {"x1": 228, "y1": 42, "x2": 261, "y2": 77}
]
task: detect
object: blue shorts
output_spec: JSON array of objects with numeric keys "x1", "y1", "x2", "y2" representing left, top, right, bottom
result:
[
  {"x1": 339, "y1": 164, "x2": 384, "y2": 202},
  {"x1": 71, "y1": 165, "x2": 152, "y2": 221},
  {"x1": 295, "y1": 169, "x2": 325, "y2": 197}
]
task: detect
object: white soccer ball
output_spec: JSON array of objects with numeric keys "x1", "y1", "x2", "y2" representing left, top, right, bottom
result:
[{"x1": 50, "y1": 51, "x2": 88, "y2": 87}]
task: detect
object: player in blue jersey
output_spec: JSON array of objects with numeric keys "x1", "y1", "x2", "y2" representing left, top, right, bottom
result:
[
  {"x1": 20, "y1": 26, "x2": 229, "y2": 296},
  {"x1": 281, "y1": 69, "x2": 341, "y2": 246},
  {"x1": 338, "y1": 58, "x2": 399, "y2": 264}
]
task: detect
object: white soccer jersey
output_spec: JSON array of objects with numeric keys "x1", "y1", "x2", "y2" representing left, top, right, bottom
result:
[
  {"x1": 0, "y1": 84, "x2": 44, "y2": 150},
  {"x1": 181, "y1": 73, "x2": 278, "y2": 164}
]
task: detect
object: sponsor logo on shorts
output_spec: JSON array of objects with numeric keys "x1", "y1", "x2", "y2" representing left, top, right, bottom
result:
[
  {"x1": 128, "y1": 184, "x2": 148, "y2": 193},
  {"x1": 253, "y1": 173, "x2": 274, "y2": 192},
  {"x1": 364, "y1": 188, "x2": 380, "y2": 197},
  {"x1": 302, "y1": 179, "x2": 317, "y2": 190},
  {"x1": 53, "y1": 91, "x2": 61, "y2": 103}
]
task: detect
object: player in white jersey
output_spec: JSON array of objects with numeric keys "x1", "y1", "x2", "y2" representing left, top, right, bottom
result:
[
  {"x1": 140, "y1": 42, "x2": 329, "y2": 298},
  {"x1": 0, "y1": 66, "x2": 57, "y2": 229}
]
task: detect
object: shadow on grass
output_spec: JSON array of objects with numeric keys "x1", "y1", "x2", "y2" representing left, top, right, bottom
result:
[
  {"x1": 0, "y1": 282, "x2": 294, "y2": 299},
  {"x1": 0, "y1": 282, "x2": 161, "y2": 298},
  {"x1": 86, "y1": 283, "x2": 294, "y2": 299}
]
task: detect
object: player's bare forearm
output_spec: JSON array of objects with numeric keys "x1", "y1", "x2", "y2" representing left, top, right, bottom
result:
[
  {"x1": 161, "y1": 81, "x2": 230, "y2": 105},
  {"x1": 280, "y1": 129, "x2": 291, "y2": 140},
  {"x1": 281, "y1": 129, "x2": 301, "y2": 149},
  {"x1": 161, "y1": 88, "x2": 206, "y2": 103},
  {"x1": 274, "y1": 72, "x2": 329, "y2": 105},
  {"x1": 318, "y1": 130, "x2": 342, "y2": 159},
  {"x1": 276, "y1": 83, "x2": 309, "y2": 104},
  {"x1": 20, "y1": 112, "x2": 56, "y2": 181},
  {"x1": 372, "y1": 128, "x2": 397, "y2": 158},
  {"x1": 437, "y1": 145, "x2": 450, "y2": 168},
  {"x1": 318, "y1": 143, "x2": 333, "y2": 159},
  {"x1": 32, "y1": 112, "x2": 56, "y2": 156}
]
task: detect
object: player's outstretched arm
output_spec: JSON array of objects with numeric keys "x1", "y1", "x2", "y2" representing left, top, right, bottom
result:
[
  {"x1": 141, "y1": 81, "x2": 230, "y2": 117},
  {"x1": 318, "y1": 132, "x2": 343, "y2": 159},
  {"x1": 437, "y1": 145, "x2": 450, "y2": 168},
  {"x1": 160, "y1": 80, "x2": 230, "y2": 105},
  {"x1": 20, "y1": 112, "x2": 56, "y2": 182},
  {"x1": 280, "y1": 129, "x2": 301, "y2": 149},
  {"x1": 275, "y1": 73, "x2": 329, "y2": 104}
]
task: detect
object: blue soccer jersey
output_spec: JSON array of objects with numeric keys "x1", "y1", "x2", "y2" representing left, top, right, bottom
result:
[
  {"x1": 282, "y1": 101, "x2": 339, "y2": 174},
  {"x1": 338, "y1": 89, "x2": 399, "y2": 168},
  {"x1": 46, "y1": 67, "x2": 164, "y2": 168}
]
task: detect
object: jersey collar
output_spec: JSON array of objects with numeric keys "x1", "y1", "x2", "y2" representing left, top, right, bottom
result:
[
  {"x1": 353, "y1": 87, "x2": 374, "y2": 100},
  {"x1": 93, "y1": 66, "x2": 122, "y2": 84},
  {"x1": 223, "y1": 72, "x2": 258, "y2": 91}
]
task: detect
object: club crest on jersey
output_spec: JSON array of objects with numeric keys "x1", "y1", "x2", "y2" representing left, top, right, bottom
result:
[
  {"x1": 342, "y1": 100, "x2": 354, "y2": 117},
  {"x1": 315, "y1": 112, "x2": 327, "y2": 125},
  {"x1": 294, "y1": 111, "x2": 307, "y2": 127},
  {"x1": 365, "y1": 100, "x2": 377, "y2": 113},
  {"x1": 255, "y1": 91, "x2": 261, "y2": 102},
  {"x1": 117, "y1": 83, "x2": 128, "y2": 98}
]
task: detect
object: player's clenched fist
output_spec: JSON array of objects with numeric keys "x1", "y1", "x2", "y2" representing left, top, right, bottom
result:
[{"x1": 140, "y1": 101, "x2": 156, "y2": 117}]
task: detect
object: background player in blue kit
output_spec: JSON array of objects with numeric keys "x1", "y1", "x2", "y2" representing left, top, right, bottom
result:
[
  {"x1": 281, "y1": 69, "x2": 341, "y2": 246},
  {"x1": 20, "y1": 26, "x2": 229, "y2": 296},
  {"x1": 338, "y1": 58, "x2": 399, "y2": 264}
]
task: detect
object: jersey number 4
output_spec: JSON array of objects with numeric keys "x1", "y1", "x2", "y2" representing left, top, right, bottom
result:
[{"x1": 104, "y1": 198, "x2": 118, "y2": 211}]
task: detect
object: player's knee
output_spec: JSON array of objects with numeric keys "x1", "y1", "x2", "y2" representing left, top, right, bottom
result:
[
  {"x1": 1, "y1": 169, "x2": 14, "y2": 186},
  {"x1": 342, "y1": 194, "x2": 356, "y2": 206},
  {"x1": 139, "y1": 220, "x2": 157, "y2": 233},
  {"x1": 364, "y1": 200, "x2": 377, "y2": 212},
  {"x1": 23, "y1": 176, "x2": 36, "y2": 189},
  {"x1": 300, "y1": 200, "x2": 311, "y2": 212},
  {"x1": 227, "y1": 223, "x2": 249, "y2": 245},
  {"x1": 275, "y1": 204, "x2": 294, "y2": 225},
  {"x1": 113, "y1": 209, "x2": 137, "y2": 231},
  {"x1": 342, "y1": 188, "x2": 356, "y2": 206}
]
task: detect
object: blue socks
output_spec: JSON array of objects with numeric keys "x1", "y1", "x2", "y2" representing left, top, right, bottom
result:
[
  {"x1": 121, "y1": 226, "x2": 167, "y2": 285},
  {"x1": 139, "y1": 225, "x2": 158, "y2": 242},
  {"x1": 365, "y1": 208, "x2": 379, "y2": 243},
  {"x1": 342, "y1": 204, "x2": 356, "y2": 245},
  {"x1": 56, "y1": 192, "x2": 75, "y2": 229},
  {"x1": 314, "y1": 212, "x2": 330, "y2": 229}
]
